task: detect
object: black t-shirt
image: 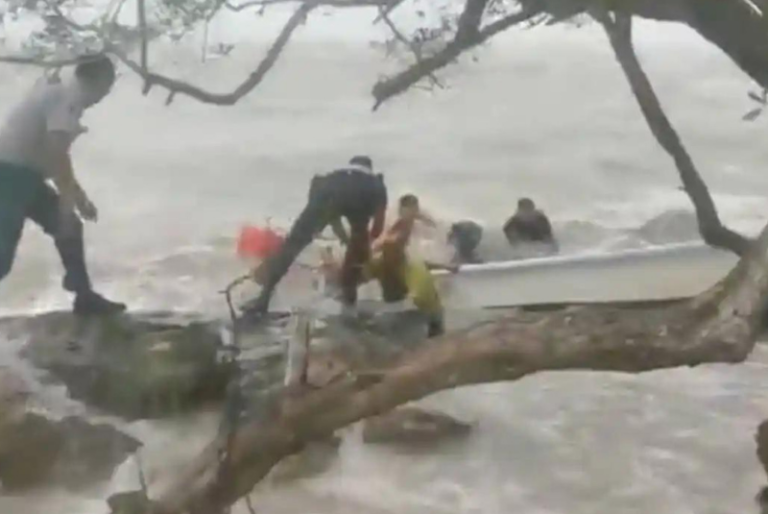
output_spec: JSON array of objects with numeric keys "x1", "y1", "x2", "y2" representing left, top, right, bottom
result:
[
  {"x1": 311, "y1": 169, "x2": 387, "y2": 221},
  {"x1": 504, "y1": 211, "x2": 554, "y2": 243}
]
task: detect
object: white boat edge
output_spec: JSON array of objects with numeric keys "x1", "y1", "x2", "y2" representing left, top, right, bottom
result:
[{"x1": 430, "y1": 242, "x2": 739, "y2": 309}]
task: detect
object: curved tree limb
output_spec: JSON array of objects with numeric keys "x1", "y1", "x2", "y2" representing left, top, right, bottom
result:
[
  {"x1": 682, "y1": 0, "x2": 768, "y2": 90},
  {"x1": 372, "y1": 0, "x2": 407, "y2": 22},
  {"x1": 372, "y1": 5, "x2": 544, "y2": 109},
  {"x1": 377, "y1": 4, "x2": 444, "y2": 89},
  {"x1": 137, "y1": 0, "x2": 150, "y2": 93},
  {"x1": 597, "y1": 10, "x2": 752, "y2": 257},
  {"x1": 455, "y1": 0, "x2": 491, "y2": 43},
  {"x1": 373, "y1": 0, "x2": 768, "y2": 108},
  {"x1": 125, "y1": 217, "x2": 768, "y2": 514},
  {"x1": 225, "y1": 0, "x2": 389, "y2": 10},
  {"x1": 112, "y1": 1, "x2": 317, "y2": 105}
]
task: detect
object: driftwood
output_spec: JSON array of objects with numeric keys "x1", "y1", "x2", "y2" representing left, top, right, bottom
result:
[{"x1": 113, "y1": 218, "x2": 768, "y2": 514}]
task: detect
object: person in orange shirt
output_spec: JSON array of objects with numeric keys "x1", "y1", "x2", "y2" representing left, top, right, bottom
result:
[{"x1": 321, "y1": 194, "x2": 457, "y2": 337}]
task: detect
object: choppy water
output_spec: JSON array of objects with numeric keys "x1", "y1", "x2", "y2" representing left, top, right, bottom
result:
[{"x1": 2, "y1": 20, "x2": 768, "y2": 514}]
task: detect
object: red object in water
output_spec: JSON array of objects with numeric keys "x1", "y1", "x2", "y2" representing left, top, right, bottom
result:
[{"x1": 237, "y1": 225, "x2": 284, "y2": 260}]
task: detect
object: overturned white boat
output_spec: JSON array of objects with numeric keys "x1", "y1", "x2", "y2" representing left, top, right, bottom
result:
[{"x1": 431, "y1": 242, "x2": 738, "y2": 309}]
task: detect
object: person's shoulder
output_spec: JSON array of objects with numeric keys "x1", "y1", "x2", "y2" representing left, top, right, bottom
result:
[
  {"x1": 34, "y1": 78, "x2": 67, "y2": 100},
  {"x1": 40, "y1": 80, "x2": 82, "y2": 113}
]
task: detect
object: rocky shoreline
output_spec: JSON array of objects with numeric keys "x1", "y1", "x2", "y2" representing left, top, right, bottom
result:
[{"x1": 0, "y1": 307, "x2": 477, "y2": 494}]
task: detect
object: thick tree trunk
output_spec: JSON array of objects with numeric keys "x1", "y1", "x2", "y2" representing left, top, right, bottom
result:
[
  {"x1": 118, "y1": 218, "x2": 768, "y2": 514},
  {"x1": 598, "y1": 11, "x2": 752, "y2": 257},
  {"x1": 455, "y1": 0, "x2": 491, "y2": 43}
]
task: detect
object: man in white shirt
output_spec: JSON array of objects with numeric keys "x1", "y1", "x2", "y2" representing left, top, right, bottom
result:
[{"x1": 0, "y1": 55, "x2": 125, "y2": 315}]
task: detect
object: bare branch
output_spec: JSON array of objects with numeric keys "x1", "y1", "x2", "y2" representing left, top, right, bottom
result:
[
  {"x1": 0, "y1": 55, "x2": 85, "y2": 67},
  {"x1": 372, "y1": 6, "x2": 542, "y2": 109},
  {"x1": 455, "y1": 0, "x2": 491, "y2": 43},
  {"x1": 110, "y1": 0, "x2": 130, "y2": 24},
  {"x1": 597, "y1": 10, "x2": 753, "y2": 256},
  {"x1": 111, "y1": 1, "x2": 317, "y2": 105},
  {"x1": 137, "y1": 0, "x2": 150, "y2": 93},
  {"x1": 45, "y1": 0, "x2": 97, "y2": 32},
  {"x1": 377, "y1": 5, "x2": 444, "y2": 89},
  {"x1": 225, "y1": 0, "x2": 388, "y2": 11},
  {"x1": 372, "y1": 0, "x2": 407, "y2": 23}
]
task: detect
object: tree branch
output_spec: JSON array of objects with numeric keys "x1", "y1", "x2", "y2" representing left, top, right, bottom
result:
[
  {"x1": 369, "y1": 0, "x2": 768, "y2": 110},
  {"x1": 377, "y1": 4, "x2": 444, "y2": 89},
  {"x1": 679, "y1": 0, "x2": 768, "y2": 90},
  {"x1": 372, "y1": 6, "x2": 543, "y2": 109},
  {"x1": 112, "y1": 1, "x2": 317, "y2": 105},
  {"x1": 0, "y1": 55, "x2": 85, "y2": 67},
  {"x1": 541, "y1": 0, "x2": 768, "y2": 92},
  {"x1": 118, "y1": 214, "x2": 768, "y2": 514},
  {"x1": 137, "y1": 0, "x2": 150, "y2": 93},
  {"x1": 372, "y1": 0, "x2": 407, "y2": 22},
  {"x1": 224, "y1": 0, "x2": 388, "y2": 11},
  {"x1": 454, "y1": 0, "x2": 490, "y2": 44},
  {"x1": 597, "y1": 10, "x2": 753, "y2": 257}
]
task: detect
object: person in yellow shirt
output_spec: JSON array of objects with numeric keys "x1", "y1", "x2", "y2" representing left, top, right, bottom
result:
[{"x1": 320, "y1": 194, "x2": 457, "y2": 337}]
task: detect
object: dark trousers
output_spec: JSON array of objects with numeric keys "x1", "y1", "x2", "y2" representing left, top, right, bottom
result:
[
  {"x1": 0, "y1": 163, "x2": 91, "y2": 294},
  {"x1": 255, "y1": 184, "x2": 371, "y2": 310}
]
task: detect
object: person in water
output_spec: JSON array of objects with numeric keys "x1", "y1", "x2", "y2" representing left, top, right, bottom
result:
[
  {"x1": 447, "y1": 220, "x2": 483, "y2": 264},
  {"x1": 0, "y1": 55, "x2": 125, "y2": 315},
  {"x1": 324, "y1": 194, "x2": 456, "y2": 337},
  {"x1": 503, "y1": 198, "x2": 558, "y2": 253},
  {"x1": 243, "y1": 156, "x2": 387, "y2": 317}
]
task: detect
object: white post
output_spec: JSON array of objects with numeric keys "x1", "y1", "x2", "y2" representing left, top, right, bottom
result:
[{"x1": 285, "y1": 310, "x2": 311, "y2": 387}]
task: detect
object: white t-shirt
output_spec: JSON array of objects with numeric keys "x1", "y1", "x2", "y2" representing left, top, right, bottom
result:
[{"x1": 0, "y1": 77, "x2": 86, "y2": 176}]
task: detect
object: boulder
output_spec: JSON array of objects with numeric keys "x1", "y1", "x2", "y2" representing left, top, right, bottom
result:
[
  {"x1": 0, "y1": 369, "x2": 140, "y2": 490},
  {"x1": 10, "y1": 312, "x2": 234, "y2": 420},
  {"x1": 362, "y1": 407, "x2": 472, "y2": 446}
]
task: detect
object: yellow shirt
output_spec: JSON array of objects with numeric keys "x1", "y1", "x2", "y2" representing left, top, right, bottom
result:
[{"x1": 366, "y1": 254, "x2": 442, "y2": 316}]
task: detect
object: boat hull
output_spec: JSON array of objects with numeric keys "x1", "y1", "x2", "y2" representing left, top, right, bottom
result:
[{"x1": 432, "y1": 243, "x2": 738, "y2": 309}]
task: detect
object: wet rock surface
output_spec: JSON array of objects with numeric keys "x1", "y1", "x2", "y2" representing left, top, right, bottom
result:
[
  {"x1": 362, "y1": 407, "x2": 473, "y2": 446},
  {"x1": 7, "y1": 312, "x2": 234, "y2": 420},
  {"x1": 0, "y1": 369, "x2": 140, "y2": 491}
]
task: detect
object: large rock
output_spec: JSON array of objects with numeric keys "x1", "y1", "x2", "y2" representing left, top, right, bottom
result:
[
  {"x1": 0, "y1": 370, "x2": 140, "y2": 490},
  {"x1": 8, "y1": 312, "x2": 233, "y2": 420},
  {"x1": 362, "y1": 407, "x2": 473, "y2": 446}
]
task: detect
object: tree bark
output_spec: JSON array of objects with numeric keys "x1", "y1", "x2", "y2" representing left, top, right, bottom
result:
[
  {"x1": 455, "y1": 0, "x2": 491, "y2": 43},
  {"x1": 375, "y1": 0, "x2": 768, "y2": 108},
  {"x1": 120, "y1": 219, "x2": 768, "y2": 514},
  {"x1": 372, "y1": 6, "x2": 543, "y2": 108},
  {"x1": 681, "y1": 0, "x2": 768, "y2": 91},
  {"x1": 598, "y1": 11, "x2": 752, "y2": 257}
]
